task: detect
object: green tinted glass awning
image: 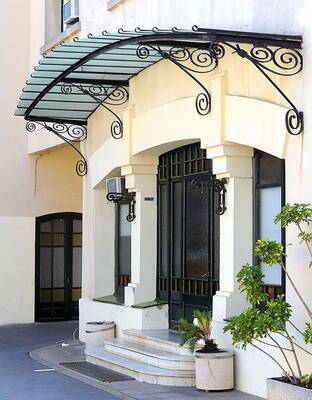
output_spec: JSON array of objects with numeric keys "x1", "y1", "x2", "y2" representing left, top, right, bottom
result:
[{"x1": 15, "y1": 27, "x2": 302, "y2": 127}]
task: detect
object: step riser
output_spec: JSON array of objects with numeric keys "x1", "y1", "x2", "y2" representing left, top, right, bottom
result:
[
  {"x1": 104, "y1": 343, "x2": 195, "y2": 371},
  {"x1": 86, "y1": 354, "x2": 195, "y2": 387},
  {"x1": 123, "y1": 333, "x2": 192, "y2": 356}
]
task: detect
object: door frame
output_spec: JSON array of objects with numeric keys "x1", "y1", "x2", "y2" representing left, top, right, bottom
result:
[{"x1": 35, "y1": 212, "x2": 82, "y2": 322}]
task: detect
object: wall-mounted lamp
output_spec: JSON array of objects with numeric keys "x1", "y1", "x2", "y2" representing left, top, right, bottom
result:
[
  {"x1": 106, "y1": 177, "x2": 136, "y2": 222},
  {"x1": 191, "y1": 177, "x2": 227, "y2": 215}
]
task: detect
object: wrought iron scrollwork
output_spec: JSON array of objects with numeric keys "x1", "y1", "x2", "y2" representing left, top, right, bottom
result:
[
  {"x1": 106, "y1": 192, "x2": 136, "y2": 222},
  {"x1": 26, "y1": 121, "x2": 88, "y2": 176},
  {"x1": 61, "y1": 83, "x2": 129, "y2": 139},
  {"x1": 191, "y1": 177, "x2": 227, "y2": 215},
  {"x1": 136, "y1": 44, "x2": 212, "y2": 116}
]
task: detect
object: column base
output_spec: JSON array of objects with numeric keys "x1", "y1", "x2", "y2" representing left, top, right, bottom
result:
[{"x1": 213, "y1": 290, "x2": 249, "y2": 322}]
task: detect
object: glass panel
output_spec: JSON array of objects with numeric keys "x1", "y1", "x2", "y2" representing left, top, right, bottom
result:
[
  {"x1": 52, "y1": 289, "x2": 64, "y2": 302},
  {"x1": 53, "y1": 248, "x2": 64, "y2": 287},
  {"x1": 40, "y1": 289, "x2": 51, "y2": 302},
  {"x1": 53, "y1": 218, "x2": 65, "y2": 232},
  {"x1": 40, "y1": 248, "x2": 51, "y2": 288},
  {"x1": 40, "y1": 233, "x2": 52, "y2": 246},
  {"x1": 257, "y1": 152, "x2": 283, "y2": 185},
  {"x1": 119, "y1": 205, "x2": 131, "y2": 236},
  {"x1": 72, "y1": 288, "x2": 81, "y2": 301},
  {"x1": 160, "y1": 185, "x2": 169, "y2": 277},
  {"x1": 185, "y1": 180, "x2": 209, "y2": 279},
  {"x1": 40, "y1": 221, "x2": 52, "y2": 232},
  {"x1": 259, "y1": 187, "x2": 282, "y2": 285},
  {"x1": 72, "y1": 233, "x2": 82, "y2": 247},
  {"x1": 53, "y1": 233, "x2": 65, "y2": 246},
  {"x1": 73, "y1": 219, "x2": 82, "y2": 233},
  {"x1": 117, "y1": 204, "x2": 131, "y2": 281},
  {"x1": 72, "y1": 247, "x2": 82, "y2": 287},
  {"x1": 172, "y1": 181, "x2": 183, "y2": 277}
]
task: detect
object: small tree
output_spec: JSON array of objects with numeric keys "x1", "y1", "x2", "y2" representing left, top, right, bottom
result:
[{"x1": 224, "y1": 203, "x2": 312, "y2": 388}]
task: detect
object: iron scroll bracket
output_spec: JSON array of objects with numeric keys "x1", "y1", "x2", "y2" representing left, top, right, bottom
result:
[
  {"x1": 61, "y1": 81, "x2": 129, "y2": 139},
  {"x1": 191, "y1": 177, "x2": 227, "y2": 215},
  {"x1": 106, "y1": 192, "x2": 136, "y2": 222},
  {"x1": 26, "y1": 120, "x2": 88, "y2": 176},
  {"x1": 136, "y1": 43, "x2": 213, "y2": 116},
  {"x1": 222, "y1": 42, "x2": 303, "y2": 135}
]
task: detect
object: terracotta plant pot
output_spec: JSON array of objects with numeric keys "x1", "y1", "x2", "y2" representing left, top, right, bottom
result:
[
  {"x1": 195, "y1": 351, "x2": 234, "y2": 391},
  {"x1": 267, "y1": 378, "x2": 312, "y2": 400}
]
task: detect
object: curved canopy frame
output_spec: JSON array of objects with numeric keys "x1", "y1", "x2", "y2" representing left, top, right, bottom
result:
[{"x1": 16, "y1": 26, "x2": 303, "y2": 175}]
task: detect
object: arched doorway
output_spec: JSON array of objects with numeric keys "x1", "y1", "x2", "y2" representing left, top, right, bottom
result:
[
  {"x1": 35, "y1": 212, "x2": 82, "y2": 321},
  {"x1": 157, "y1": 143, "x2": 220, "y2": 328}
]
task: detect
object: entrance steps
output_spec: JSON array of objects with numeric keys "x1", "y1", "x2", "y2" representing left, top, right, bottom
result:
[{"x1": 85, "y1": 329, "x2": 195, "y2": 386}]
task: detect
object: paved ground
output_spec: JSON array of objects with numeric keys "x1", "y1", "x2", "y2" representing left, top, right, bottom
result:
[{"x1": 0, "y1": 322, "x2": 263, "y2": 400}]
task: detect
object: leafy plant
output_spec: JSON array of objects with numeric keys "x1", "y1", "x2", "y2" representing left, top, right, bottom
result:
[
  {"x1": 224, "y1": 203, "x2": 312, "y2": 388},
  {"x1": 176, "y1": 309, "x2": 219, "y2": 353}
]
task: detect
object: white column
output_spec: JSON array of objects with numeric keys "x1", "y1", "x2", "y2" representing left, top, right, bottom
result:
[
  {"x1": 206, "y1": 145, "x2": 254, "y2": 321},
  {"x1": 81, "y1": 174, "x2": 115, "y2": 300},
  {"x1": 121, "y1": 165, "x2": 158, "y2": 306}
]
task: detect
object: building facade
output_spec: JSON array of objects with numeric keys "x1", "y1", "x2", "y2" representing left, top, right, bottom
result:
[{"x1": 3, "y1": 0, "x2": 312, "y2": 398}]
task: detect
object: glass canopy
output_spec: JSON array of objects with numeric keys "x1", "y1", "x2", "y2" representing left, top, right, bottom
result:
[{"x1": 15, "y1": 27, "x2": 302, "y2": 128}]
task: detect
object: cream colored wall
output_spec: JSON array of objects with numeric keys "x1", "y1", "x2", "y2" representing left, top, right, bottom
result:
[{"x1": 0, "y1": 1, "x2": 83, "y2": 325}]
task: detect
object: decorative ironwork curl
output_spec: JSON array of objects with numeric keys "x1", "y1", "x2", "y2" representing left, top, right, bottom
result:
[
  {"x1": 136, "y1": 44, "x2": 151, "y2": 59},
  {"x1": 285, "y1": 109, "x2": 303, "y2": 136},
  {"x1": 195, "y1": 92, "x2": 211, "y2": 115},
  {"x1": 136, "y1": 43, "x2": 212, "y2": 116},
  {"x1": 61, "y1": 82, "x2": 129, "y2": 139},
  {"x1": 169, "y1": 47, "x2": 218, "y2": 73},
  {"x1": 26, "y1": 121, "x2": 87, "y2": 176},
  {"x1": 223, "y1": 42, "x2": 304, "y2": 135},
  {"x1": 249, "y1": 46, "x2": 302, "y2": 76},
  {"x1": 106, "y1": 192, "x2": 136, "y2": 222},
  {"x1": 191, "y1": 177, "x2": 227, "y2": 215}
]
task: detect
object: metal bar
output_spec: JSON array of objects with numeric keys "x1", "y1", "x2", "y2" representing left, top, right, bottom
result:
[{"x1": 63, "y1": 78, "x2": 129, "y2": 86}]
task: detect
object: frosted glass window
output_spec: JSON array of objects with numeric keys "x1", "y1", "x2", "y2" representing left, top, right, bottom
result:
[
  {"x1": 119, "y1": 204, "x2": 131, "y2": 237},
  {"x1": 259, "y1": 187, "x2": 282, "y2": 286}
]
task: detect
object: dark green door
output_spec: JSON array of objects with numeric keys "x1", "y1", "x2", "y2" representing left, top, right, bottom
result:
[
  {"x1": 35, "y1": 213, "x2": 82, "y2": 321},
  {"x1": 157, "y1": 143, "x2": 219, "y2": 328}
]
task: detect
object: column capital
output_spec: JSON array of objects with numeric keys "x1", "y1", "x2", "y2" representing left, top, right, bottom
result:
[
  {"x1": 205, "y1": 144, "x2": 253, "y2": 178},
  {"x1": 121, "y1": 164, "x2": 158, "y2": 193}
]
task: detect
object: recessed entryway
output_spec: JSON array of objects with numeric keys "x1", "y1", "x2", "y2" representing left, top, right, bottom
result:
[
  {"x1": 35, "y1": 213, "x2": 82, "y2": 322},
  {"x1": 157, "y1": 143, "x2": 220, "y2": 328}
]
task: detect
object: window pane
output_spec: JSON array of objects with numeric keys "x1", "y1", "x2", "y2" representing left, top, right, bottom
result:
[
  {"x1": 257, "y1": 152, "x2": 283, "y2": 185},
  {"x1": 40, "y1": 221, "x2": 52, "y2": 232},
  {"x1": 119, "y1": 205, "x2": 131, "y2": 236},
  {"x1": 40, "y1": 248, "x2": 51, "y2": 288},
  {"x1": 53, "y1": 233, "x2": 65, "y2": 246},
  {"x1": 72, "y1": 247, "x2": 82, "y2": 287},
  {"x1": 259, "y1": 187, "x2": 282, "y2": 285},
  {"x1": 40, "y1": 233, "x2": 52, "y2": 246},
  {"x1": 53, "y1": 218, "x2": 65, "y2": 232},
  {"x1": 53, "y1": 248, "x2": 64, "y2": 287},
  {"x1": 73, "y1": 219, "x2": 82, "y2": 233},
  {"x1": 73, "y1": 233, "x2": 82, "y2": 247}
]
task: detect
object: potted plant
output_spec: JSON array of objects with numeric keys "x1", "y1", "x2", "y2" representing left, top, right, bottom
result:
[
  {"x1": 176, "y1": 309, "x2": 234, "y2": 391},
  {"x1": 224, "y1": 204, "x2": 312, "y2": 400}
]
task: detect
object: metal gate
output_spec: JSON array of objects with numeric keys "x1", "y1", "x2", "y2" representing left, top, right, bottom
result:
[{"x1": 157, "y1": 143, "x2": 219, "y2": 328}]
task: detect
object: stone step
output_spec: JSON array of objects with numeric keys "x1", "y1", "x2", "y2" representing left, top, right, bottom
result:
[
  {"x1": 85, "y1": 347, "x2": 195, "y2": 386},
  {"x1": 123, "y1": 329, "x2": 192, "y2": 356},
  {"x1": 104, "y1": 338, "x2": 195, "y2": 370}
]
